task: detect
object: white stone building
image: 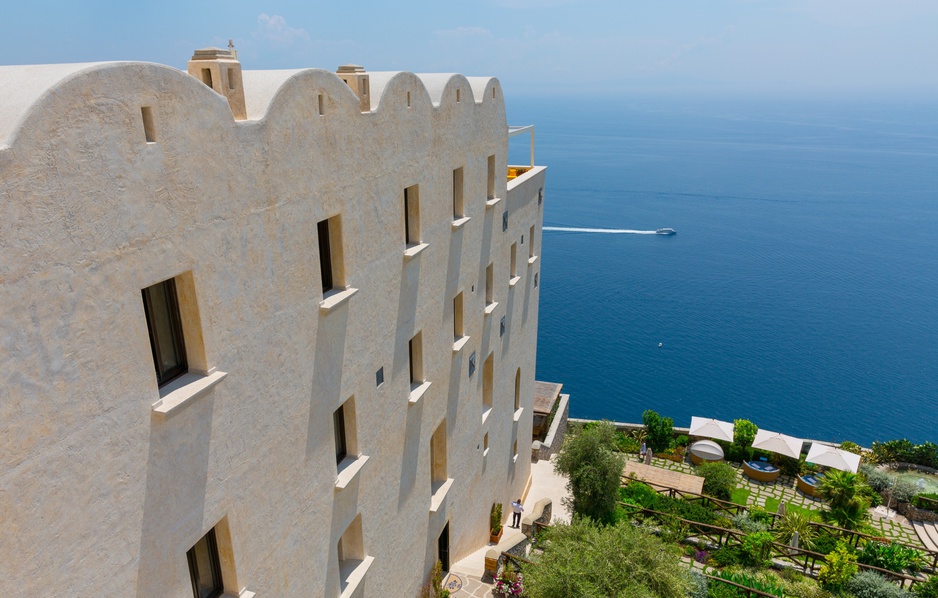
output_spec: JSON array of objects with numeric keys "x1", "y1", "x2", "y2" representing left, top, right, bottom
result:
[{"x1": 0, "y1": 47, "x2": 546, "y2": 597}]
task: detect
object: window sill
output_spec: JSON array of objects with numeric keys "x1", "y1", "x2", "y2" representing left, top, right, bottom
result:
[
  {"x1": 513, "y1": 407, "x2": 524, "y2": 422},
  {"x1": 320, "y1": 287, "x2": 359, "y2": 313},
  {"x1": 403, "y1": 243, "x2": 429, "y2": 261},
  {"x1": 483, "y1": 302, "x2": 498, "y2": 316},
  {"x1": 483, "y1": 447, "x2": 490, "y2": 458},
  {"x1": 335, "y1": 454, "x2": 370, "y2": 490},
  {"x1": 430, "y1": 478, "x2": 455, "y2": 513},
  {"x1": 482, "y1": 406, "x2": 492, "y2": 424},
  {"x1": 451, "y1": 216, "x2": 471, "y2": 230},
  {"x1": 528, "y1": 255, "x2": 539, "y2": 265},
  {"x1": 339, "y1": 555, "x2": 375, "y2": 598},
  {"x1": 513, "y1": 454, "x2": 519, "y2": 464},
  {"x1": 452, "y1": 335, "x2": 470, "y2": 354},
  {"x1": 508, "y1": 275, "x2": 521, "y2": 288},
  {"x1": 152, "y1": 370, "x2": 228, "y2": 418},
  {"x1": 485, "y1": 197, "x2": 502, "y2": 208},
  {"x1": 222, "y1": 590, "x2": 256, "y2": 598},
  {"x1": 409, "y1": 380, "x2": 431, "y2": 405}
]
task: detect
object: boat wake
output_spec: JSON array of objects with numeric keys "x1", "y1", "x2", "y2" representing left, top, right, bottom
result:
[{"x1": 543, "y1": 226, "x2": 658, "y2": 235}]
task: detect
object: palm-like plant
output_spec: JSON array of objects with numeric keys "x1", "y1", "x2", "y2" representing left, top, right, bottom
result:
[
  {"x1": 773, "y1": 509, "x2": 816, "y2": 549},
  {"x1": 818, "y1": 470, "x2": 871, "y2": 530}
]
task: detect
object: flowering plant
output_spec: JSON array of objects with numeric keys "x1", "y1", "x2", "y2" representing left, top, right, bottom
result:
[{"x1": 494, "y1": 564, "x2": 524, "y2": 596}]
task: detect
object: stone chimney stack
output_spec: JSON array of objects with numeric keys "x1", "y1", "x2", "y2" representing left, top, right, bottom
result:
[
  {"x1": 187, "y1": 47, "x2": 247, "y2": 121},
  {"x1": 336, "y1": 64, "x2": 370, "y2": 113}
]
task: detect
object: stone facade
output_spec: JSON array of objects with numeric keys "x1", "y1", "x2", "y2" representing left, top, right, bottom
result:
[{"x1": 0, "y1": 51, "x2": 545, "y2": 597}]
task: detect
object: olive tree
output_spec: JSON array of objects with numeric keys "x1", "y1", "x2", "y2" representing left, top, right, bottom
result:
[{"x1": 554, "y1": 421, "x2": 624, "y2": 524}]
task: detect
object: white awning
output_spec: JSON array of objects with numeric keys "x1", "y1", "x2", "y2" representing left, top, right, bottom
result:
[
  {"x1": 689, "y1": 417, "x2": 734, "y2": 443},
  {"x1": 806, "y1": 443, "x2": 861, "y2": 473},
  {"x1": 752, "y1": 429, "x2": 804, "y2": 459},
  {"x1": 689, "y1": 440, "x2": 725, "y2": 461}
]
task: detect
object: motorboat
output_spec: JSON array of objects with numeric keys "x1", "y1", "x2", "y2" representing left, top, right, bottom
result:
[{"x1": 656, "y1": 228, "x2": 676, "y2": 235}]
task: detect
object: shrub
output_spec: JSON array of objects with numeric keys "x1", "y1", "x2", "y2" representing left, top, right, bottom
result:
[
  {"x1": 697, "y1": 461, "x2": 738, "y2": 501},
  {"x1": 779, "y1": 569, "x2": 838, "y2": 598},
  {"x1": 741, "y1": 531, "x2": 775, "y2": 567},
  {"x1": 731, "y1": 513, "x2": 769, "y2": 534},
  {"x1": 845, "y1": 571, "x2": 912, "y2": 598},
  {"x1": 871, "y1": 439, "x2": 938, "y2": 468},
  {"x1": 674, "y1": 434, "x2": 689, "y2": 447},
  {"x1": 554, "y1": 421, "x2": 624, "y2": 524},
  {"x1": 642, "y1": 410, "x2": 675, "y2": 453},
  {"x1": 912, "y1": 492, "x2": 938, "y2": 513},
  {"x1": 620, "y1": 481, "x2": 660, "y2": 508},
  {"x1": 777, "y1": 455, "x2": 804, "y2": 477},
  {"x1": 709, "y1": 546, "x2": 745, "y2": 568},
  {"x1": 840, "y1": 440, "x2": 863, "y2": 455},
  {"x1": 711, "y1": 570, "x2": 785, "y2": 597},
  {"x1": 857, "y1": 541, "x2": 926, "y2": 574},
  {"x1": 893, "y1": 478, "x2": 920, "y2": 504},
  {"x1": 521, "y1": 518, "x2": 692, "y2": 598},
  {"x1": 748, "y1": 506, "x2": 775, "y2": 525},
  {"x1": 859, "y1": 463, "x2": 893, "y2": 492},
  {"x1": 490, "y1": 503, "x2": 503, "y2": 535},
  {"x1": 687, "y1": 570, "x2": 708, "y2": 598},
  {"x1": 811, "y1": 533, "x2": 840, "y2": 555},
  {"x1": 817, "y1": 543, "x2": 858, "y2": 589},
  {"x1": 616, "y1": 433, "x2": 641, "y2": 454},
  {"x1": 912, "y1": 575, "x2": 938, "y2": 598}
]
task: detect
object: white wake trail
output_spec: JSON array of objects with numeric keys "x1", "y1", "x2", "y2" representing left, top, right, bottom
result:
[{"x1": 543, "y1": 226, "x2": 658, "y2": 235}]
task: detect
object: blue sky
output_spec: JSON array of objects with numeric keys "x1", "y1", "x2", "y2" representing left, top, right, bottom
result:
[{"x1": 2, "y1": 0, "x2": 937, "y2": 97}]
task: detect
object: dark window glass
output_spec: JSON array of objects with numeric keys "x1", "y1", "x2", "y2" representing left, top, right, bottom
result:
[
  {"x1": 142, "y1": 278, "x2": 187, "y2": 386},
  {"x1": 376, "y1": 367, "x2": 384, "y2": 387},
  {"x1": 404, "y1": 188, "x2": 412, "y2": 245},
  {"x1": 187, "y1": 529, "x2": 223, "y2": 598},
  {"x1": 408, "y1": 339, "x2": 416, "y2": 383},
  {"x1": 317, "y1": 219, "x2": 333, "y2": 293},
  {"x1": 334, "y1": 405, "x2": 347, "y2": 464}
]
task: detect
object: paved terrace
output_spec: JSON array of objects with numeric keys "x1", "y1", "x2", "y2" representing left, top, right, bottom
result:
[{"x1": 445, "y1": 455, "x2": 571, "y2": 598}]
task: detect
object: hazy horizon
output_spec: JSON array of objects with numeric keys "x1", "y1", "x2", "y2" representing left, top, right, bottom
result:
[{"x1": 2, "y1": 0, "x2": 936, "y2": 98}]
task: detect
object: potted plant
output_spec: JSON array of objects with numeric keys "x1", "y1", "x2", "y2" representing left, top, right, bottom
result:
[{"x1": 490, "y1": 503, "x2": 503, "y2": 543}]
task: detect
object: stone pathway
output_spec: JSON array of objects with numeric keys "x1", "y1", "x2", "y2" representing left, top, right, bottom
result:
[{"x1": 631, "y1": 454, "x2": 926, "y2": 549}]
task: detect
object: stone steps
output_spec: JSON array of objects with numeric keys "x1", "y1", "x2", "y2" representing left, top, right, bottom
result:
[{"x1": 912, "y1": 520, "x2": 938, "y2": 553}]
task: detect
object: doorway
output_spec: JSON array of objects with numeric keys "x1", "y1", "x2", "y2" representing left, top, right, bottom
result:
[{"x1": 438, "y1": 522, "x2": 450, "y2": 571}]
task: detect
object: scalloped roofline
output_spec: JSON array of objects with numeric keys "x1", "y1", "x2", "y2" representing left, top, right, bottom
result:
[{"x1": 0, "y1": 60, "x2": 501, "y2": 149}]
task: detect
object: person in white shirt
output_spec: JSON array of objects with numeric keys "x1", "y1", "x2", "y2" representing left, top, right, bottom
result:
[{"x1": 510, "y1": 499, "x2": 524, "y2": 528}]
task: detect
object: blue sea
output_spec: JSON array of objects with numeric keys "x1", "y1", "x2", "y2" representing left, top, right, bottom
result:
[{"x1": 506, "y1": 95, "x2": 938, "y2": 446}]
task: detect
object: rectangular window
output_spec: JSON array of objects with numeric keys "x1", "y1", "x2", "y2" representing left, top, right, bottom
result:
[
  {"x1": 409, "y1": 332, "x2": 423, "y2": 385},
  {"x1": 483, "y1": 432, "x2": 489, "y2": 456},
  {"x1": 510, "y1": 243, "x2": 517, "y2": 279},
  {"x1": 318, "y1": 94, "x2": 324, "y2": 116},
  {"x1": 376, "y1": 367, "x2": 384, "y2": 387},
  {"x1": 201, "y1": 68, "x2": 213, "y2": 88},
  {"x1": 456, "y1": 88, "x2": 461, "y2": 103},
  {"x1": 407, "y1": 91, "x2": 411, "y2": 107},
  {"x1": 454, "y1": 292, "x2": 464, "y2": 340},
  {"x1": 404, "y1": 185, "x2": 420, "y2": 246},
  {"x1": 187, "y1": 529, "x2": 223, "y2": 598},
  {"x1": 487, "y1": 155, "x2": 496, "y2": 200},
  {"x1": 334, "y1": 404, "x2": 347, "y2": 464},
  {"x1": 317, "y1": 216, "x2": 345, "y2": 294},
  {"x1": 485, "y1": 263, "x2": 494, "y2": 306},
  {"x1": 453, "y1": 167, "x2": 464, "y2": 220},
  {"x1": 529, "y1": 225, "x2": 536, "y2": 258},
  {"x1": 338, "y1": 515, "x2": 367, "y2": 595},
  {"x1": 141, "y1": 106, "x2": 156, "y2": 143},
  {"x1": 431, "y1": 420, "x2": 447, "y2": 485},
  {"x1": 142, "y1": 278, "x2": 187, "y2": 387},
  {"x1": 227, "y1": 67, "x2": 235, "y2": 91},
  {"x1": 482, "y1": 352, "x2": 493, "y2": 416}
]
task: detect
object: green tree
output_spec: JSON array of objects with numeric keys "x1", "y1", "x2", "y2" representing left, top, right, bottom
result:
[
  {"x1": 818, "y1": 470, "x2": 871, "y2": 530},
  {"x1": 554, "y1": 421, "x2": 625, "y2": 524},
  {"x1": 696, "y1": 461, "x2": 738, "y2": 501},
  {"x1": 522, "y1": 518, "x2": 692, "y2": 598},
  {"x1": 642, "y1": 410, "x2": 674, "y2": 453}
]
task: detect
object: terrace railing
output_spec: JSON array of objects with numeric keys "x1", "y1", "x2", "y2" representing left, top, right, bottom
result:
[{"x1": 622, "y1": 475, "x2": 938, "y2": 571}]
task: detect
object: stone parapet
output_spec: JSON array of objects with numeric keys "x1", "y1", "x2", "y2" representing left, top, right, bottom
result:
[{"x1": 536, "y1": 394, "x2": 569, "y2": 460}]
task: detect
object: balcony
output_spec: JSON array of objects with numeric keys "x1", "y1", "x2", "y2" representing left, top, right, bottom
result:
[{"x1": 508, "y1": 124, "x2": 537, "y2": 184}]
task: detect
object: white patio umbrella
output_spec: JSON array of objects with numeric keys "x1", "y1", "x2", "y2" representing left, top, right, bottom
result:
[
  {"x1": 689, "y1": 417, "x2": 734, "y2": 443},
  {"x1": 751, "y1": 429, "x2": 804, "y2": 459},
  {"x1": 806, "y1": 443, "x2": 861, "y2": 473}
]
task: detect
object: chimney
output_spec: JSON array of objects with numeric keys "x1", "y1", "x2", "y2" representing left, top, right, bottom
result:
[
  {"x1": 336, "y1": 64, "x2": 370, "y2": 113},
  {"x1": 188, "y1": 46, "x2": 247, "y2": 121}
]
